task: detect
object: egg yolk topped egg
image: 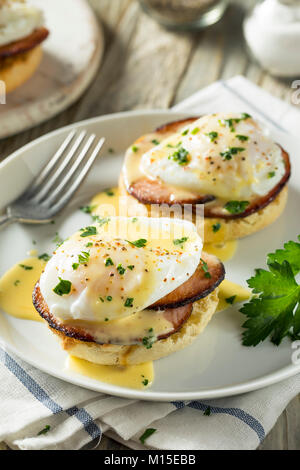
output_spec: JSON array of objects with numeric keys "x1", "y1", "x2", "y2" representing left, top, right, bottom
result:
[
  {"x1": 39, "y1": 217, "x2": 202, "y2": 323},
  {"x1": 139, "y1": 113, "x2": 285, "y2": 200}
]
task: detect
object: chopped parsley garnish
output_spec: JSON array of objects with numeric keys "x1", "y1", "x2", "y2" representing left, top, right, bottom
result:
[
  {"x1": 38, "y1": 253, "x2": 51, "y2": 262},
  {"x1": 173, "y1": 237, "x2": 189, "y2": 247},
  {"x1": 80, "y1": 205, "x2": 95, "y2": 214},
  {"x1": 19, "y1": 264, "x2": 33, "y2": 270},
  {"x1": 105, "y1": 257, "x2": 114, "y2": 267},
  {"x1": 132, "y1": 145, "x2": 138, "y2": 152},
  {"x1": 99, "y1": 297, "x2": 104, "y2": 303},
  {"x1": 219, "y1": 113, "x2": 251, "y2": 132},
  {"x1": 142, "y1": 378, "x2": 149, "y2": 386},
  {"x1": 142, "y1": 329, "x2": 156, "y2": 349},
  {"x1": 212, "y1": 222, "x2": 221, "y2": 233},
  {"x1": 72, "y1": 263, "x2": 79, "y2": 270},
  {"x1": 124, "y1": 297, "x2": 134, "y2": 307},
  {"x1": 236, "y1": 134, "x2": 249, "y2": 142},
  {"x1": 106, "y1": 296, "x2": 112, "y2": 302},
  {"x1": 52, "y1": 232, "x2": 64, "y2": 247},
  {"x1": 37, "y1": 425, "x2": 51, "y2": 436},
  {"x1": 14, "y1": 280, "x2": 20, "y2": 286},
  {"x1": 225, "y1": 295, "x2": 236, "y2": 304},
  {"x1": 92, "y1": 216, "x2": 110, "y2": 226},
  {"x1": 53, "y1": 278, "x2": 72, "y2": 296},
  {"x1": 240, "y1": 235, "x2": 300, "y2": 346},
  {"x1": 169, "y1": 147, "x2": 189, "y2": 166},
  {"x1": 151, "y1": 139, "x2": 160, "y2": 145},
  {"x1": 85, "y1": 242, "x2": 93, "y2": 248},
  {"x1": 78, "y1": 251, "x2": 90, "y2": 264},
  {"x1": 181, "y1": 129, "x2": 189, "y2": 136},
  {"x1": 224, "y1": 200, "x2": 249, "y2": 214},
  {"x1": 139, "y1": 428, "x2": 157, "y2": 444},
  {"x1": 117, "y1": 263, "x2": 126, "y2": 275},
  {"x1": 268, "y1": 171, "x2": 275, "y2": 178},
  {"x1": 200, "y1": 259, "x2": 212, "y2": 278},
  {"x1": 108, "y1": 148, "x2": 114, "y2": 153},
  {"x1": 132, "y1": 217, "x2": 138, "y2": 223},
  {"x1": 127, "y1": 265, "x2": 135, "y2": 270},
  {"x1": 105, "y1": 189, "x2": 114, "y2": 196},
  {"x1": 219, "y1": 118, "x2": 236, "y2": 132},
  {"x1": 80, "y1": 226, "x2": 97, "y2": 237},
  {"x1": 105, "y1": 318, "x2": 109, "y2": 321},
  {"x1": 206, "y1": 131, "x2": 218, "y2": 142},
  {"x1": 191, "y1": 127, "x2": 200, "y2": 135},
  {"x1": 126, "y1": 238, "x2": 147, "y2": 248},
  {"x1": 220, "y1": 147, "x2": 245, "y2": 161},
  {"x1": 203, "y1": 406, "x2": 211, "y2": 416}
]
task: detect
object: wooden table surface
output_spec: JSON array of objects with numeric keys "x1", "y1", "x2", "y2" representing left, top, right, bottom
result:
[{"x1": 0, "y1": 0, "x2": 299, "y2": 451}]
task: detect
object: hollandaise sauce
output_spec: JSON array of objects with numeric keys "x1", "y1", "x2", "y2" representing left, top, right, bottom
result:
[
  {"x1": 91, "y1": 186, "x2": 147, "y2": 218},
  {"x1": 203, "y1": 240, "x2": 237, "y2": 262},
  {"x1": 67, "y1": 356, "x2": 154, "y2": 390},
  {"x1": 217, "y1": 279, "x2": 251, "y2": 312},
  {"x1": 0, "y1": 257, "x2": 45, "y2": 321},
  {"x1": 91, "y1": 187, "x2": 122, "y2": 216}
]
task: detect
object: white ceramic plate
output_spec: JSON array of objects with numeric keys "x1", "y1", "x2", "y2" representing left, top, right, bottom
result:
[
  {"x1": 0, "y1": 0, "x2": 103, "y2": 139},
  {"x1": 0, "y1": 110, "x2": 299, "y2": 402}
]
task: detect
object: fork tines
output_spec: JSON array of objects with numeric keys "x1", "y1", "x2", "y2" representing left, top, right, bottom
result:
[{"x1": 25, "y1": 130, "x2": 105, "y2": 214}]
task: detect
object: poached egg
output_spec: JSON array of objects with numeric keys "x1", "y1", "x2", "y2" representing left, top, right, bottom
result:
[
  {"x1": 39, "y1": 217, "x2": 202, "y2": 323},
  {"x1": 139, "y1": 113, "x2": 285, "y2": 200}
]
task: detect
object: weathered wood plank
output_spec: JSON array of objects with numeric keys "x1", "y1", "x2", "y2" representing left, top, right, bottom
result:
[
  {"x1": 174, "y1": 1, "x2": 250, "y2": 103},
  {"x1": 75, "y1": 7, "x2": 195, "y2": 120},
  {"x1": 97, "y1": 435, "x2": 128, "y2": 451},
  {"x1": 88, "y1": 0, "x2": 132, "y2": 30},
  {"x1": 258, "y1": 410, "x2": 288, "y2": 450},
  {"x1": 286, "y1": 394, "x2": 300, "y2": 450}
]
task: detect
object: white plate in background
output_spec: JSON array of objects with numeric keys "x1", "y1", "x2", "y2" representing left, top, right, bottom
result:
[
  {"x1": 0, "y1": 110, "x2": 299, "y2": 401},
  {"x1": 0, "y1": 0, "x2": 103, "y2": 139}
]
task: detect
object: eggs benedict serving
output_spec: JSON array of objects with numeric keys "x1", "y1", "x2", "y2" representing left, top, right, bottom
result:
[
  {"x1": 119, "y1": 113, "x2": 290, "y2": 242},
  {"x1": 0, "y1": 0, "x2": 49, "y2": 93},
  {"x1": 33, "y1": 216, "x2": 224, "y2": 365}
]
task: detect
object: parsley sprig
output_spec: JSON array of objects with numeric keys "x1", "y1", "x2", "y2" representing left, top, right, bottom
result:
[{"x1": 240, "y1": 236, "x2": 300, "y2": 346}]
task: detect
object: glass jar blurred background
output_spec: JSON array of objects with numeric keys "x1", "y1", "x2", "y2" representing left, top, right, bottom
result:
[
  {"x1": 244, "y1": 0, "x2": 300, "y2": 77},
  {"x1": 138, "y1": 0, "x2": 228, "y2": 30}
]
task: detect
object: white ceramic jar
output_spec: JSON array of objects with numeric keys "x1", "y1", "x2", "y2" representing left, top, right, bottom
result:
[{"x1": 244, "y1": 0, "x2": 300, "y2": 77}]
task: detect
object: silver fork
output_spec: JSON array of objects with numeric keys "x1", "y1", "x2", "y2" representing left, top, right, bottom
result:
[{"x1": 0, "y1": 130, "x2": 105, "y2": 229}]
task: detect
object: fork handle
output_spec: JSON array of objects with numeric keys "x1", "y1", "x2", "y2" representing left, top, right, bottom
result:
[{"x1": 0, "y1": 213, "x2": 15, "y2": 230}]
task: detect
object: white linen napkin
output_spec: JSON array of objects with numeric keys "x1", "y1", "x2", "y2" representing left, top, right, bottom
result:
[{"x1": 0, "y1": 75, "x2": 299, "y2": 451}]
